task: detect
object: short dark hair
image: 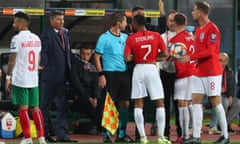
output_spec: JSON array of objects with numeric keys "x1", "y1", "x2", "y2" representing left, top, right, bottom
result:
[
  {"x1": 174, "y1": 13, "x2": 187, "y2": 26},
  {"x1": 132, "y1": 5, "x2": 145, "y2": 13},
  {"x1": 50, "y1": 10, "x2": 64, "y2": 19},
  {"x1": 195, "y1": 1, "x2": 210, "y2": 15},
  {"x1": 133, "y1": 14, "x2": 146, "y2": 26},
  {"x1": 167, "y1": 10, "x2": 177, "y2": 16},
  {"x1": 14, "y1": 11, "x2": 30, "y2": 22},
  {"x1": 110, "y1": 11, "x2": 125, "y2": 26}
]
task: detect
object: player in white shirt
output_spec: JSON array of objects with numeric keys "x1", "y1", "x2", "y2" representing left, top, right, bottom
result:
[{"x1": 5, "y1": 12, "x2": 46, "y2": 144}]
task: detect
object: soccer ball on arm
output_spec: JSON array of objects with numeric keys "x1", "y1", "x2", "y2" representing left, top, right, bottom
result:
[{"x1": 170, "y1": 42, "x2": 187, "y2": 59}]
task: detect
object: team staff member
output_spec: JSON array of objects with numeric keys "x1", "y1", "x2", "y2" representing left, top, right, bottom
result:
[
  {"x1": 5, "y1": 12, "x2": 46, "y2": 144},
  {"x1": 94, "y1": 11, "x2": 134, "y2": 143},
  {"x1": 170, "y1": 13, "x2": 196, "y2": 141},
  {"x1": 39, "y1": 11, "x2": 77, "y2": 143},
  {"x1": 124, "y1": 14, "x2": 170, "y2": 144},
  {"x1": 180, "y1": 1, "x2": 229, "y2": 144}
]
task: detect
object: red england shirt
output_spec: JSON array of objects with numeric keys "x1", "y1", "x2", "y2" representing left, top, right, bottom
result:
[
  {"x1": 125, "y1": 30, "x2": 166, "y2": 63},
  {"x1": 191, "y1": 21, "x2": 222, "y2": 76},
  {"x1": 170, "y1": 30, "x2": 197, "y2": 78}
]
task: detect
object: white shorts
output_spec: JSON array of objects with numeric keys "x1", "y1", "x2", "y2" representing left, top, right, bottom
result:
[
  {"x1": 131, "y1": 64, "x2": 164, "y2": 100},
  {"x1": 174, "y1": 76, "x2": 192, "y2": 100},
  {"x1": 191, "y1": 75, "x2": 222, "y2": 97}
]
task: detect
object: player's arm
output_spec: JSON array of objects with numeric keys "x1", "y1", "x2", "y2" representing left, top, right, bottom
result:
[
  {"x1": 179, "y1": 30, "x2": 219, "y2": 63},
  {"x1": 124, "y1": 55, "x2": 132, "y2": 62},
  {"x1": 5, "y1": 53, "x2": 17, "y2": 92},
  {"x1": 124, "y1": 38, "x2": 133, "y2": 62}
]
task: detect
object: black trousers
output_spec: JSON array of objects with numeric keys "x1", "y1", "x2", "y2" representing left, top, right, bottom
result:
[
  {"x1": 40, "y1": 82, "x2": 69, "y2": 140},
  {"x1": 71, "y1": 96, "x2": 100, "y2": 128},
  {"x1": 160, "y1": 70, "x2": 181, "y2": 138}
]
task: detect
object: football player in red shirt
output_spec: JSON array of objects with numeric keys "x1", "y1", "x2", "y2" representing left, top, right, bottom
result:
[
  {"x1": 124, "y1": 14, "x2": 170, "y2": 143},
  {"x1": 179, "y1": 1, "x2": 229, "y2": 144},
  {"x1": 170, "y1": 13, "x2": 196, "y2": 141}
]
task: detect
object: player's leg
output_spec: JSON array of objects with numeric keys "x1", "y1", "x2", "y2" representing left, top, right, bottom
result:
[
  {"x1": 208, "y1": 75, "x2": 229, "y2": 143},
  {"x1": 174, "y1": 77, "x2": 191, "y2": 140},
  {"x1": 182, "y1": 76, "x2": 204, "y2": 144},
  {"x1": 12, "y1": 85, "x2": 32, "y2": 144},
  {"x1": 146, "y1": 64, "x2": 170, "y2": 143},
  {"x1": 29, "y1": 87, "x2": 46, "y2": 144},
  {"x1": 132, "y1": 64, "x2": 148, "y2": 143},
  {"x1": 134, "y1": 98, "x2": 147, "y2": 142}
]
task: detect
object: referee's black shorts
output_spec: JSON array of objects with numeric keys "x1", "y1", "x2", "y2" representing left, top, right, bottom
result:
[{"x1": 104, "y1": 71, "x2": 131, "y2": 102}]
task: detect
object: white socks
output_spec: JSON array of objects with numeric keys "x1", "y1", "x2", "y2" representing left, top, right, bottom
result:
[
  {"x1": 192, "y1": 104, "x2": 202, "y2": 138},
  {"x1": 215, "y1": 104, "x2": 229, "y2": 138},
  {"x1": 134, "y1": 108, "x2": 146, "y2": 138},
  {"x1": 156, "y1": 107, "x2": 165, "y2": 138},
  {"x1": 179, "y1": 107, "x2": 190, "y2": 139}
]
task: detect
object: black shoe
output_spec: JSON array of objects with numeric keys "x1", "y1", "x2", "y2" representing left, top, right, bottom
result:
[
  {"x1": 56, "y1": 138, "x2": 78, "y2": 143},
  {"x1": 115, "y1": 134, "x2": 134, "y2": 143},
  {"x1": 103, "y1": 135, "x2": 112, "y2": 143},
  {"x1": 45, "y1": 136, "x2": 56, "y2": 143},
  {"x1": 134, "y1": 137, "x2": 140, "y2": 142},
  {"x1": 228, "y1": 128, "x2": 236, "y2": 135},
  {"x1": 150, "y1": 124, "x2": 157, "y2": 136},
  {"x1": 213, "y1": 136, "x2": 230, "y2": 144},
  {"x1": 181, "y1": 137, "x2": 201, "y2": 144}
]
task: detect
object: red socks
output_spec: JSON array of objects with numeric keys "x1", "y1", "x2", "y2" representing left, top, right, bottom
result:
[
  {"x1": 19, "y1": 109, "x2": 31, "y2": 138},
  {"x1": 32, "y1": 110, "x2": 45, "y2": 137}
]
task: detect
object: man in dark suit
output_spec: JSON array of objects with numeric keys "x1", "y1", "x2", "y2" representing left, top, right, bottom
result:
[{"x1": 39, "y1": 11, "x2": 76, "y2": 143}]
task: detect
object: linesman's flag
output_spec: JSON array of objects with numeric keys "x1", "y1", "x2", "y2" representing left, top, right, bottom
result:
[{"x1": 101, "y1": 92, "x2": 119, "y2": 135}]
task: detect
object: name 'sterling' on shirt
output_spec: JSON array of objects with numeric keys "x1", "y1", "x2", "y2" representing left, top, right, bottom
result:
[{"x1": 135, "y1": 35, "x2": 154, "y2": 42}]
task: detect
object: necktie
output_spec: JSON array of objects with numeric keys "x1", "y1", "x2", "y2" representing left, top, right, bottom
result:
[{"x1": 58, "y1": 30, "x2": 65, "y2": 49}]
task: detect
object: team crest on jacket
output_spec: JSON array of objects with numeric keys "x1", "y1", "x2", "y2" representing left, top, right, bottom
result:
[
  {"x1": 200, "y1": 32, "x2": 204, "y2": 42},
  {"x1": 210, "y1": 33, "x2": 217, "y2": 43}
]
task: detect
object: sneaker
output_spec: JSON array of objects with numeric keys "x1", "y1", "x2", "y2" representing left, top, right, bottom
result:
[
  {"x1": 181, "y1": 137, "x2": 201, "y2": 144},
  {"x1": 103, "y1": 135, "x2": 112, "y2": 143},
  {"x1": 175, "y1": 137, "x2": 184, "y2": 143},
  {"x1": 39, "y1": 137, "x2": 47, "y2": 144},
  {"x1": 115, "y1": 134, "x2": 134, "y2": 143},
  {"x1": 20, "y1": 138, "x2": 33, "y2": 144},
  {"x1": 140, "y1": 137, "x2": 149, "y2": 144},
  {"x1": 213, "y1": 136, "x2": 230, "y2": 144},
  {"x1": 158, "y1": 137, "x2": 172, "y2": 144},
  {"x1": 209, "y1": 126, "x2": 221, "y2": 135}
]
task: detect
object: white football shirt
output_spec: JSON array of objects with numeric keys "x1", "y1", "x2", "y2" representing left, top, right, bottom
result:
[{"x1": 10, "y1": 30, "x2": 41, "y2": 88}]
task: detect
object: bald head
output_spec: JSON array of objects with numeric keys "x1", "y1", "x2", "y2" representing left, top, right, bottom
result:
[{"x1": 219, "y1": 52, "x2": 229, "y2": 69}]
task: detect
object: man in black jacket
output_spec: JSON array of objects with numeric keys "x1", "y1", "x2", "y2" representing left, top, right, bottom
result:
[
  {"x1": 70, "y1": 44, "x2": 100, "y2": 134},
  {"x1": 219, "y1": 53, "x2": 240, "y2": 133}
]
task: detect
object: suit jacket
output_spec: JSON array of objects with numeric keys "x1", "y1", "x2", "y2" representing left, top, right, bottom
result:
[{"x1": 40, "y1": 26, "x2": 71, "y2": 83}]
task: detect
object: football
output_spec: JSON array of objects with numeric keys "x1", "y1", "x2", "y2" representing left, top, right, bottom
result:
[{"x1": 170, "y1": 42, "x2": 187, "y2": 59}]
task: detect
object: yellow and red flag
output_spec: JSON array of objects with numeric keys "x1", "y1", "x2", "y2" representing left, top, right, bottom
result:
[{"x1": 101, "y1": 92, "x2": 119, "y2": 135}]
